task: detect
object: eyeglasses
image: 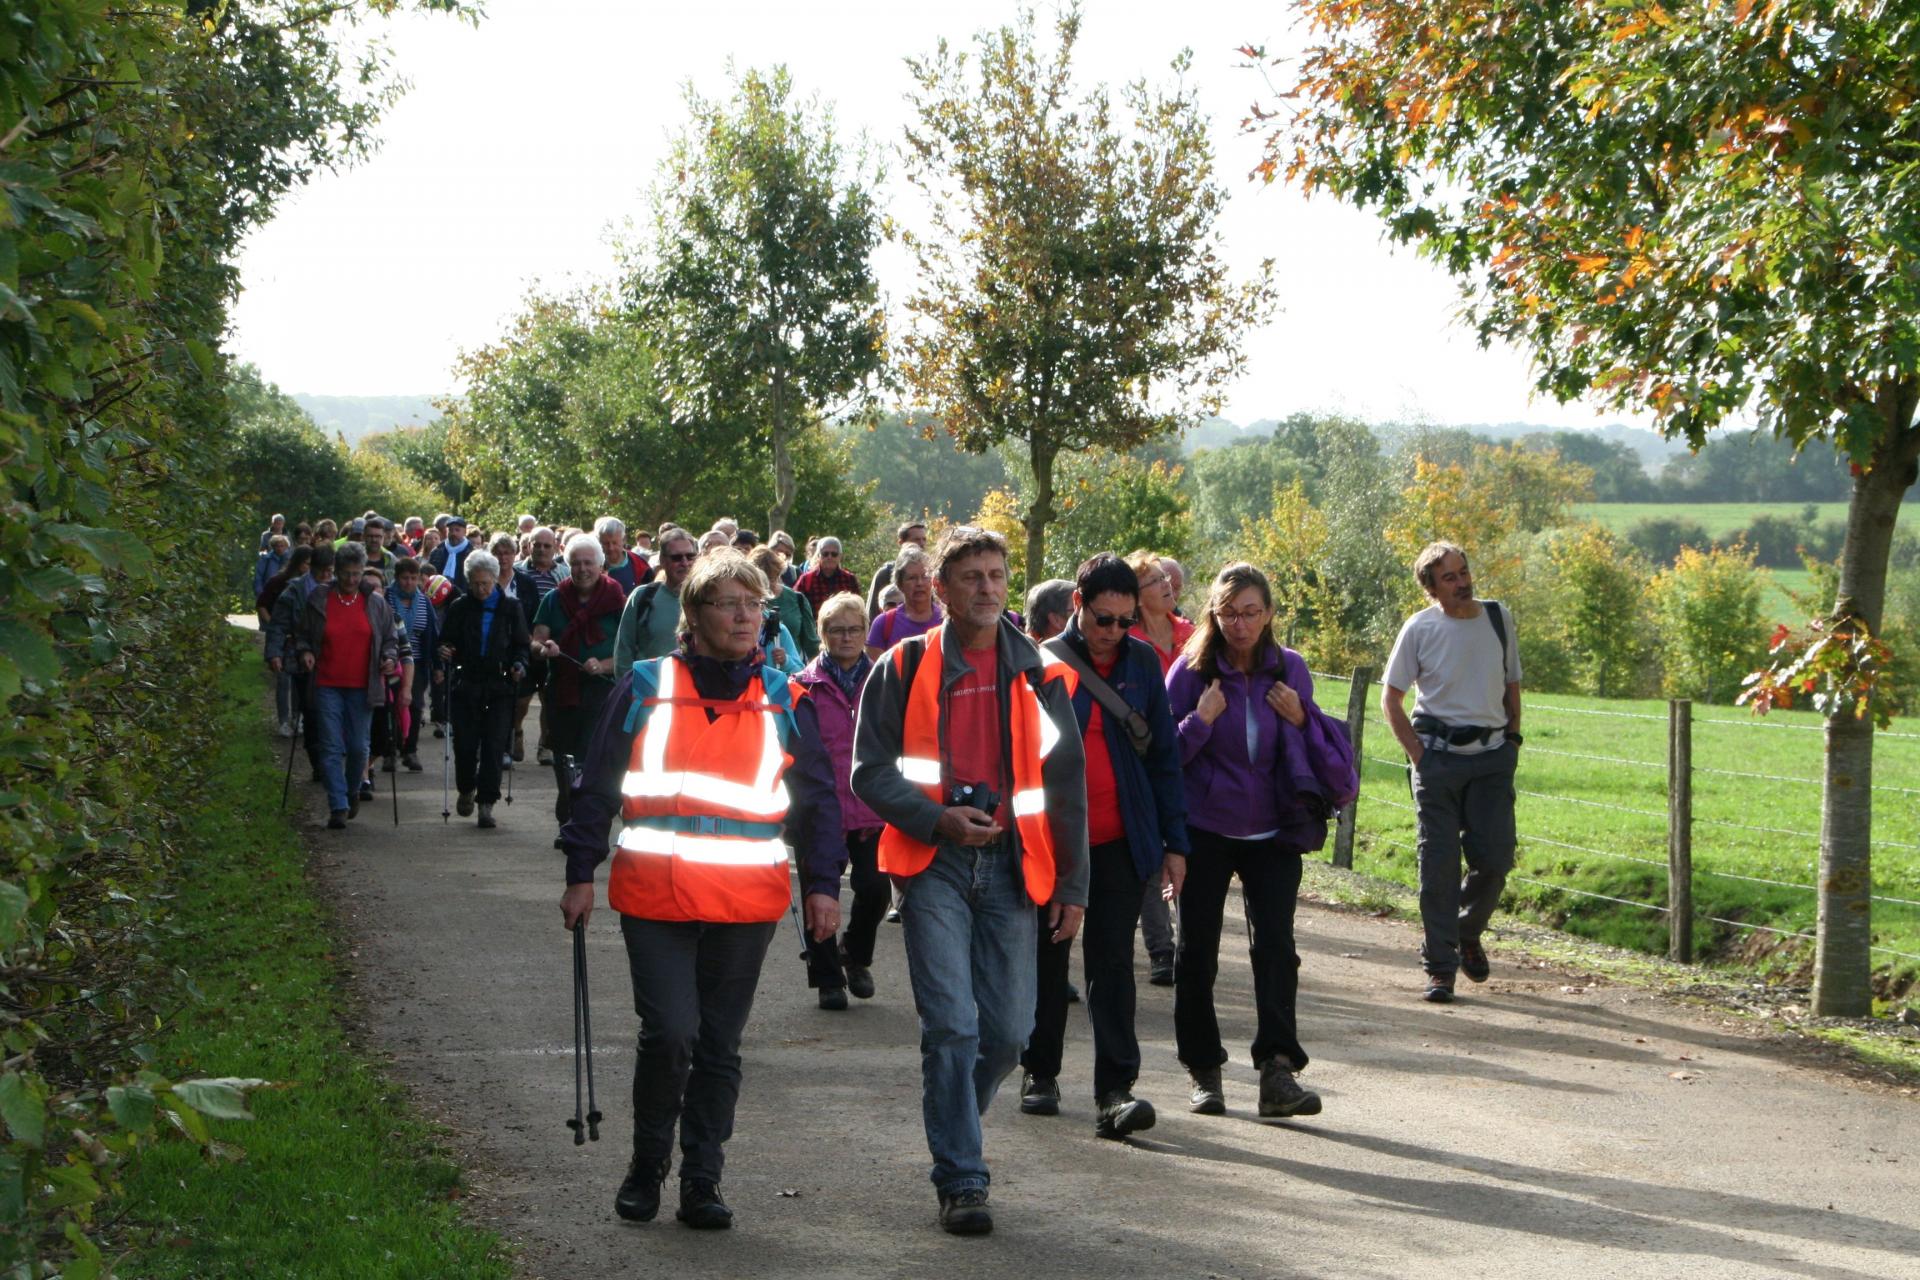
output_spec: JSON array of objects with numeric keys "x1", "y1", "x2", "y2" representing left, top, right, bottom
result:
[
  {"x1": 1218, "y1": 608, "x2": 1269, "y2": 624},
  {"x1": 1136, "y1": 573, "x2": 1166, "y2": 588},
  {"x1": 1088, "y1": 611, "x2": 1138, "y2": 630},
  {"x1": 824, "y1": 626, "x2": 865, "y2": 640},
  {"x1": 664, "y1": 551, "x2": 697, "y2": 563},
  {"x1": 701, "y1": 595, "x2": 761, "y2": 617}
]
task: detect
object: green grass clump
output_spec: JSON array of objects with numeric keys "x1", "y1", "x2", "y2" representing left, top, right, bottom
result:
[
  {"x1": 1317, "y1": 674, "x2": 1920, "y2": 997},
  {"x1": 114, "y1": 640, "x2": 509, "y2": 1279}
]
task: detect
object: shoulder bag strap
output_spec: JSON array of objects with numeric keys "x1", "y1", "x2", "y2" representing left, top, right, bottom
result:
[{"x1": 1045, "y1": 638, "x2": 1152, "y2": 758}]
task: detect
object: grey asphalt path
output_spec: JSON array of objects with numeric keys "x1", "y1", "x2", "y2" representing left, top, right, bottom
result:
[{"x1": 288, "y1": 689, "x2": 1920, "y2": 1280}]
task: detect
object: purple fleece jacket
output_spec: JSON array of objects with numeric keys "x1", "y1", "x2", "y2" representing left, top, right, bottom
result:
[{"x1": 1165, "y1": 643, "x2": 1358, "y2": 851}]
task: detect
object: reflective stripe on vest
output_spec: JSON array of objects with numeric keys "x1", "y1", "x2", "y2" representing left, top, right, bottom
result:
[
  {"x1": 609, "y1": 657, "x2": 794, "y2": 924},
  {"x1": 875, "y1": 625, "x2": 1060, "y2": 904}
]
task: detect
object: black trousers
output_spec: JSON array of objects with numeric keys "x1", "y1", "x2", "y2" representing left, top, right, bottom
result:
[
  {"x1": 1021, "y1": 839, "x2": 1145, "y2": 1098},
  {"x1": 1175, "y1": 828, "x2": 1308, "y2": 1073},
  {"x1": 548, "y1": 679, "x2": 612, "y2": 824},
  {"x1": 620, "y1": 915, "x2": 776, "y2": 1183},
  {"x1": 450, "y1": 680, "x2": 513, "y2": 804},
  {"x1": 293, "y1": 672, "x2": 323, "y2": 774},
  {"x1": 402, "y1": 668, "x2": 429, "y2": 756},
  {"x1": 805, "y1": 829, "x2": 889, "y2": 987}
]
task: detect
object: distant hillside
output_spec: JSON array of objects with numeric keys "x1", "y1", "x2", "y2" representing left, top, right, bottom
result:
[{"x1": 292, "y1": 393, "x2": 443, "y2": 444}]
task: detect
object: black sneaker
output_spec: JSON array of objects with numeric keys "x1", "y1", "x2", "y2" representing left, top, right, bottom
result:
[
  {"x1": 1423, "y1": 972, "x2": 1456, "y2": 1003},
  {"x1": 937, "y1": 1186, "x2": 992, "y2": 1235},
  {"x1": 381, "y1": 757, "x2": 396, "y2": 773},
  {"x1": 1256, "y1": 1059, "x2": 1322, "y2": 1118},
  {"x1": 817, "y1": 985, "x2": 848, "y2": 1011},
  {"x1": 1019, "y1": 1072, "x2": 1059, "y2": 1116},
  {"x1": 614, "y1": 1155, "x2": 671, "y2": 1222},
  {"x1": 1148, "y1": 951, "x2": 1174, "y2": 987},
  {"x1": 675, "y1": 1178, "x2": 732, "y2": 1230},
  {"x1": 845, "y1": 963, "x2": 875, "y2": 1000},
  {"x1": 1460, "y1": 938, "x2": 1491, "y2": 983},
  {"x1": 1094, "y1": 1089, "x2": 1156, "y2": 1139},
  {"x1": 358, "y1": 779, "x2": 375, "y2": 801},
  {"x1": 327, "y1": 810, "x2": 348, "y2": 830},
  {"x1": 1188, "y1": 1066, "x2": 1225, "y2": 1115}
]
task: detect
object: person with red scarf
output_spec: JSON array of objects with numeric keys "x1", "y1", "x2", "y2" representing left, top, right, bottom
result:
[{"x1": 532, "y1": 532, "x2": 627, "y2": 822}]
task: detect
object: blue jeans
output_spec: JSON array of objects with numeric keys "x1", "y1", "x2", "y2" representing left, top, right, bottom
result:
[
  {"x1": 900, "y1": 841, "x2": 1037, "y2": 1195},
  {"x1": 313, "y1": 684, "x2": 373, "y2": 814}
]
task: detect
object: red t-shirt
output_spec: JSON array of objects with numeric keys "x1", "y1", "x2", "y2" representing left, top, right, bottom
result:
[
  {"x1": 315, "y1": 591, "x2": 373, "y2": 688},
  {"x1": 944, "y1": 643, "x2": 1004, "y2": 807},
  {"x1": 1082, "y1": 653, "x2": 1125, "y2": 845}
]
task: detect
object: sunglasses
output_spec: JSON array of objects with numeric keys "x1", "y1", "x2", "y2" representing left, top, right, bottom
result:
[
  {"x1": 664, "y1": 551, "x2": 697, "y2": 563},
  {"x1": 1088, "y1": 611, "x2": 1138, "y2": 630}
]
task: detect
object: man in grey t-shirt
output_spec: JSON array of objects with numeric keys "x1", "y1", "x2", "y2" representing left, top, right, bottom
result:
[{"x1": 1381, "y1": 541, "x2": 1523, "y2": 1004}]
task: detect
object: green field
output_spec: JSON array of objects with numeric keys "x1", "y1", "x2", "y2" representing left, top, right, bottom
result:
[
  {"x1": 1573, "y1": 501, "x2": 1853, "y2": 537},
  {"x1": 1311, "y1": 672, "x2": 1920, "y2": 996}
]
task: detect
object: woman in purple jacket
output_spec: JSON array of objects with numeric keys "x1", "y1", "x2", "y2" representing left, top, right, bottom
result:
[
  {"x1": 793, "y1": 591, "x2": 891, "y2": 1011},
  {"x1": 1165, "y1": 562, "x2": 1358, "y2": 1121}
]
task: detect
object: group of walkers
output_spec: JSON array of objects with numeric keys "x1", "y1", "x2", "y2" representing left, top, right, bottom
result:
[{"x1": 256, "y1": 508, "x2": 1524, "y2": 1239}]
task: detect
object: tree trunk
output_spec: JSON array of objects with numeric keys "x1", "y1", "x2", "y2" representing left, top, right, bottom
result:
[
  {"x1": 1024, "y1": 438, "x2": 1058, "y2": 585},
  {"x1": 766, "y1": 367, "x2": 794, "y2": 536},
  {"x1": 1814, "y1": 385, "x2": 1920, "y2": 1016}
]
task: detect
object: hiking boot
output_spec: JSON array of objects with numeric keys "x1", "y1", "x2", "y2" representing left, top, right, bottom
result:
[
  {"x1": 937, "y1": 1186, "x2": 992, "y2": 1235},
  {"x1": 817, "y1": 985, "x2": 848, "y2": 1011},
  {"x1": 1148, "y1": 951, "x2": 1174, "y2": 987},
  {"x1": 1095, "y1": 1089, "x2": 1157, "y2": 1139},
  {"x1": 456, "y1": 790, "x2": 474, "y2": 817},
  {"x1": 537, "y1": 745, "x2": 553, "y2": 766},
  {"x1": 1460, "y1": 938, "x2": 1491, "y2": 983},
  {"x1": 1188, "y1": 1066, "x2": 1225, "y2": 1115},
  {"x1": 845, "y1": 963, "x2": 875, "y2": 1000},
  {"x1": 403, "y1": 753, "x2": 423, "y2": 772},
  {"x1": 1019, "y1": 1071, "x2": 1059, "y2": 1116},
  {"x1": 614, "y1": 1155, "x2": 672, "y2": 1222},
  {"x1": 381, "y1": 756, "x2": 395, "y2": 773},
  {"x1": 433, "y1": 723, "x2": 445, "y2": 739},
  {"x1": 1257, "y1": 1059, "x2": 1322, "y2": 1118},
  {"x1": 1423, "y1": 972, "x2": 1456, "y2": 1003},
  {"x1": 327, "y1": 810, "x2": 348, "y2": 830},
  {"x1": 675, "y1": 1178, "x2": 732, "y2": 1230},
  {"x1": 513, "y1": 728, "x2": 526, "y2": 762},
  {"x1": 347, "y1": 789, "x2": 361, "y2": 819},
  {"x1": 477, "y1": 803, "x2": 496, "y2": 829}
]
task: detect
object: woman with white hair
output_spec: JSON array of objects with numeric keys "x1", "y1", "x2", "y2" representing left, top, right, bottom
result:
[
  {"x1": 532, "y1": 532, "x2": 628, "y2": 822},
  {"x1": 438, "y1": 550, "x2": 531, "y2": 828}
]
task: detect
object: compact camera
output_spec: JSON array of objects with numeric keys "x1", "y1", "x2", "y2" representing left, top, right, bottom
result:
[{"x1": 947, "y1": 782, "x2": 1000, "y2": 818}]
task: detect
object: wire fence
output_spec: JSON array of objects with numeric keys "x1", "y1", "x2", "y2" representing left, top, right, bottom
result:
[{"x1": 1319, "y1": 668, "x2": 1920, "y2": 969}]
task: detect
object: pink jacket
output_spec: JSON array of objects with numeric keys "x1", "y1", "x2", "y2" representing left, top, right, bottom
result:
[{"x1": 794, "y1": 654, "x2": 883, "y2": 835}]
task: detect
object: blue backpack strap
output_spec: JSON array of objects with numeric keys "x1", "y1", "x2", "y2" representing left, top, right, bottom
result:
[
  {"x1": 621, "y1": 660, "x2": 664, "y2": 735},
  {"x1": 761, "y1": 666, "x2": 799, "y2": 749}
]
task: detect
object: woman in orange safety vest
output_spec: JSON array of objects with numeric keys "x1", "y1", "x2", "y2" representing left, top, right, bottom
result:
[{"x1": 558, "y1": 549, "x2": 845, "y2": 1232}]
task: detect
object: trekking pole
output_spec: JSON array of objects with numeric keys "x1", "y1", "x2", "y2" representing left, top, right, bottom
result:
[
  {"x1": 503, "y1": 686, "x2": 514, "y2": 807},
  {"x1": 279, "y1": 707, "x2": 300, "y2": 812},
  {"x1": 566, "y1": 920, "x2": 602, "y2": 1143},
  {"x1": 441, "y1": 658, "x2": 453, "y2": 823}
]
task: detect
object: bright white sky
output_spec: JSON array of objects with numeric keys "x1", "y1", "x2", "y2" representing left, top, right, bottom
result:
[{"x1": 230, "y1": 0, "x2": 1641, "y2": 432}]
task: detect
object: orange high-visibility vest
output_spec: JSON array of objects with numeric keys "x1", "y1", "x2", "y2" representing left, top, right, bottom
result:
[
  {"x1": 876, "y1": 625, "x2": 1068, "y2": 905},
  {"x1": 609, "y1": 656, "x2": 794, "y2": 924}
]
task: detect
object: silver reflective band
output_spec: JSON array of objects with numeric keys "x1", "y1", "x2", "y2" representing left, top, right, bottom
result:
[
  {"x1": 898, "y1": 756, "x2": 941, "y2": 786},
  {"x1": 1034, "y1": 698, "x2": 1061, "y2": 759},
  {"x1": 617, "y1": 825, "x2": 789, "y2": 866},
  {"x1": 1011, "y1": 787, "x2": 1047, "y2": 818},
  {"x1": 622, "y1": 768, "x2": 791, "y2": 817}
]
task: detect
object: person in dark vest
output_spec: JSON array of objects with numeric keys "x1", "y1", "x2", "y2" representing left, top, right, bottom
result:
[
  {"x1": 532, "y1": 533, "x2": 627, "y2": 824},
  {"x1": 851, "y1": 525, "x2": 1087, "y2": 1236},
  {"x1": 438, "y1": 550, "x2": 529, "y2": 829},
  {"x1": 559, "y1": 549, "x2": 844, "y2": 1230}
]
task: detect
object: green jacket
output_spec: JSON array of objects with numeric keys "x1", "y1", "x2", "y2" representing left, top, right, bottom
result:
[{"x1": 775, "y1": 584, "x2": 819, "y2": 661}]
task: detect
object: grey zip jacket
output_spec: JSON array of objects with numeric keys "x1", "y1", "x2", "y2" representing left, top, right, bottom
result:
[{"x1": 851, "y1": 615, "x2": 1090, "y2": 907}]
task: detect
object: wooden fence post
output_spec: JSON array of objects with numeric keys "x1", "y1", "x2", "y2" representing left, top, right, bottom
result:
[
  {"x1": 1667, "y1": 698, "x2": 1693, "y2": 963},
  {"x1": 1332, "y1": 665, "x2": 1376, "y2": 870}
]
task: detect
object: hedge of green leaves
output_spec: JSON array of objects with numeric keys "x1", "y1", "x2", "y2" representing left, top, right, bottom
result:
[{"x1": 1, "y1": 4, "x2": 467, "y2": 1274}]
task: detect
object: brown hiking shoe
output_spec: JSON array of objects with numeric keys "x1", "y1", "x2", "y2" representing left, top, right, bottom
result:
[{"x1": 1257, "y1": 1059, "x2": 1322, "y2": 1118}]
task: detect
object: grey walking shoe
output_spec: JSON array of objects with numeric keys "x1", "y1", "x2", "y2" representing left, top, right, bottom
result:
[
  {"x1": 1188, "y1": 1066, "x2": 1225, "y2": 1115},
  {"x1": 938, "y1": 1186, "x2": 992, "y2": 1235},
  {"x1": 476, "y1": 802, "x2": 496, "y2": 829},
  {"x1": 1257, "y1": 1058, "x2": 1322, "y2": 1118}
]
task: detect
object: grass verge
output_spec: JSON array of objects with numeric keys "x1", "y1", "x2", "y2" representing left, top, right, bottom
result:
[{"x1": 113, "y1": 635, "x2": 510, "y2": 1279}]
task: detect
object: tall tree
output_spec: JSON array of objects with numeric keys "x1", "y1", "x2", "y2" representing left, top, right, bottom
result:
[
  {"x1": 901, "y1": 4, "x2": 1275, "y2": 577},
  {"x1": 631, "y1": 67, "x2": 886, "y2": 535},
  {"x1": 1256, "y1": 1, "x2": 1920, "y2": 1013}
]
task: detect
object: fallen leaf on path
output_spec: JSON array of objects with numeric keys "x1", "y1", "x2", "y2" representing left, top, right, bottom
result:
[
  {"x1": 1668, "y1": 1071, "x2": 1699, "y2": 1082},
  {"x1": 1560, "y1": 985, "x2": 1586, "y2": 995},
  {"x1": 777, "y1": 1189, "x2": 801, "y2": 1198}
]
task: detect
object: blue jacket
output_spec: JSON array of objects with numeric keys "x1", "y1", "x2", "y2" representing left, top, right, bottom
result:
[{"x1": 1044, "y1": 620, "x2": 1189, "y2": 880}]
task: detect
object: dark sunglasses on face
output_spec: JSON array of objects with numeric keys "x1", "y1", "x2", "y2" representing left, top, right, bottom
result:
[
  {"x1": 664, "y1": 551, "x2": 697, "y2": 563},
  {"x1": 1089, "y1": 611, "x2": 1137, "y2": 630}
]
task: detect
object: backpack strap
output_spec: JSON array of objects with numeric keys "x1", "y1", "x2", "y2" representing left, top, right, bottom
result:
[{"x1": 1485, "y1": 601, "x2": 1513, "y2": 680}]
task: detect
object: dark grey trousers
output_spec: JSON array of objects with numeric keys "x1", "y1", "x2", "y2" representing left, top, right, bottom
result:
[
  {"x1": 1411, "y1": 741, "x2": 1518, "y2": 975},
  {"x1": 619, "y1": 915, "x2": 777, "y2": 1183}
]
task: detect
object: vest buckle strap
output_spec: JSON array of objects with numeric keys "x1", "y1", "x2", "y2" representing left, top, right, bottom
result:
[{"x1": 643, "y1": 814, "x2": 784, "y2": 840}]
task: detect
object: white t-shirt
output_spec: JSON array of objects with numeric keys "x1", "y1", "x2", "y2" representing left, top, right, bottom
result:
[{"x1": 1384, "y1": 601, "x2": 1522, "y2": 754}]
